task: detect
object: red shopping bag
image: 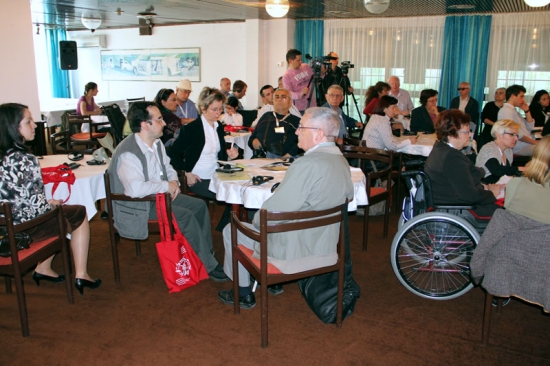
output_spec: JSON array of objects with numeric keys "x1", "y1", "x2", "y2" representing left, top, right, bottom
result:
[
  {"x1": 155, "y1": 193, "x2": 209, "y2": 293},
  {"x1": 41, "y1": 164, "x2": 76, "y2": 203}
]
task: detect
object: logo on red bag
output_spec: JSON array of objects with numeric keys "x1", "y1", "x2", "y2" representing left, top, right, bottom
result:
[{"x1": 175, "y1": 246, "x2": 191, "y2": 285}]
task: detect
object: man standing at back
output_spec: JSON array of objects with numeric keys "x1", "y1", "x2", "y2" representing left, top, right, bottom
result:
[
  {"x1": 388, "y1": 76, "x2": 414, "y2": 116},
  {"x1": 498, "y1": 84, "x2": 538, "y2": 156},
  {"x1": 218, "y1": 107, "x2": 354, "y2": 308},
  {"x1": 283, "y1": 49, "x2": 316, "y2": 113},
  {"x1": 107, "y1": 101, "x2": 228, "y2": 282},
  {"x1": 175, "y1": 79, "x2": 198, "y2": 125}
]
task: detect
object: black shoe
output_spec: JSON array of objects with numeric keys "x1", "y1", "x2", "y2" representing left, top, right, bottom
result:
[
  {"x1": 100, "y1": 211, "x2": 108, "y2": 220},
  {"x1": 492, "y1": 298, "x2": 511, "y2": 307},
  {"x1": 218, "y1": 289, "x2": 256, "y2": 309},
  {"x1": 268, "y1": 284, "x2": 284, "y2": 296},
  {"x1": 32, "y1": 272, "x2": 65, "y2": 286},
  {"x1": 209, "y1": 264, "x2": 230, "y2": 282},
  {"x1": 74, "y1": 278, "x2": 102, "y2": 296}
]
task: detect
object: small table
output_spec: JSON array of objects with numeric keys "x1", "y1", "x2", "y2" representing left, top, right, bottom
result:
[
  {"x1": 40, "y1": 155, "x2": 108, "y2": 219},
  {"x1": 224, "y1": 132, "x2": 252, "y2": 159},
  {"x1": 209, "y1": 158, "x2": 368, "y2": 212},
  {"x1": 396, "y1": 133, "x2": 437, "y2": 157}
]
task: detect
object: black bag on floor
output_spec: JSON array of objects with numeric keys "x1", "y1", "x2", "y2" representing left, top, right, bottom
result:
[{"x1": 298, "y1": 211, "x2": 361, "y2": 324}]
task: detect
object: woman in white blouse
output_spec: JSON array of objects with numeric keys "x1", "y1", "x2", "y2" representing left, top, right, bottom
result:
[
  {"x1": 362, "y1": 95, "x2": 417, "y2": 150},
  {"x1": 221, "y1": 96, "x2": 243, "y2": 126},
  {"x1": 168, "y1": 87, "x2": 238, "y2": 199}
]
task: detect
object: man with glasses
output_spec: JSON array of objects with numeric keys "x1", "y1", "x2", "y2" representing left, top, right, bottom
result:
[
  {"x1": 218, "y1": 107, "x2": 354, "y2": 309},
  {"x1": 107, "y1": 101, "x2": 229, "y2": 283},
  {"x1": 251, "y1": 84, "x2": 301, "y2": 127},
  {"x1": 322, "y1": 85, "x2": 362, "y2": 145},
  {"x1": 175, "y1": 79, "x2": 198, "y2": 125},
  {"x1": 498, "y1": 84, "x2": 538, "y2": 156},
  {"x1": 450, "y1": 82, "x2": 480, "y2": 138},
  {"x1": 248, "y1": 88, "x2": 300, "y2": 159}
]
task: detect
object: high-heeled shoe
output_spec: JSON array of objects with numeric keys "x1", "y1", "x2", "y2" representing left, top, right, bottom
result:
[
  {"x1": 74, "y1": 278, "x2": 102, "y2": 295},
  {"x1": 32, "y1": 272, "x2": 65, "y2": 286}
]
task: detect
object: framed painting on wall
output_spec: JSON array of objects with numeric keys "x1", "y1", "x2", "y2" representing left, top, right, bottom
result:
[{"x1": 100, "y1": 48, "x2": 201, "y2": 82}]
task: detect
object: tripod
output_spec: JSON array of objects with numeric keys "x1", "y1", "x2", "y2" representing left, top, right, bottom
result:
[
  {"x1": 340, "y1": 70, "x2": 363, "y2": 124},
  {"x1": 306, "y1": 67, "x2": 324, "y2": 109}
]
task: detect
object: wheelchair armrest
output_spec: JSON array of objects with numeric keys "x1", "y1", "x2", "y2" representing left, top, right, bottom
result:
[{"x1": 433, "y1": 204, "x2": 475, "y2": 211}]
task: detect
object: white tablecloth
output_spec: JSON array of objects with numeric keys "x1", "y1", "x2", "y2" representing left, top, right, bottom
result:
[
  {"x1": 39, "y1": 155, "x2": 108, "y2": 219},
  {"x1": 396, "y1": 133, "x2": 437, "y2": 157},
  {"x1": 81, "y1": 115, "x2": 110, "y2": 133},
  {"x1": 209, "y1": 158, "x2": 368, "y2": 211},
  {"x1": 224, "y1": 132, "x2": 252, "y2": 159},
  {"x1": 394, "y1": 115, "x2": 411, "y2": 131}
]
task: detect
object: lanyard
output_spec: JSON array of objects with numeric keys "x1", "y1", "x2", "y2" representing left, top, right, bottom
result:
[
  {"x1": 178, "y1": 103, "x2": 187, "y2": 119},
  {"x1": 272, "y1": 112, "x2": 290, "y2": 127}
]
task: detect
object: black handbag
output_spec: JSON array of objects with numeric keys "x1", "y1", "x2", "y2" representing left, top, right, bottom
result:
[{"x1": 0, "y1": 229, "x2": 33, "y2": 257}]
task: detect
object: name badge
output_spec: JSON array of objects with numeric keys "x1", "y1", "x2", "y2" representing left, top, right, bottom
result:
[{"x1": 275, "y1": 126, "x2": 285, "y2": 133}]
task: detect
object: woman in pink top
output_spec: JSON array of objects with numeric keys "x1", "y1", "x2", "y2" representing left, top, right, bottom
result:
[{"x1": 76, "y1": 82, "x2": 102, "y2": 116}]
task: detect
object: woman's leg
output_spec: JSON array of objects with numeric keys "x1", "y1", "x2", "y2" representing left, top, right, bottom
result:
[
  {"x1": 35, "y1": 255, "x2": 58, "y2": 276},
  {"x1": 70, "y1": 214, "x2": 95, "y2": 281}
]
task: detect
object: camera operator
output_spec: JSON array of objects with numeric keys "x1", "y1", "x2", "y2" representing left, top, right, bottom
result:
[
  {"x1": 282, "y1": 49, "x2": 316, "y2": 113},
  {"x1": 321, "y1": 52, "x2": 354, "y2": 106}
]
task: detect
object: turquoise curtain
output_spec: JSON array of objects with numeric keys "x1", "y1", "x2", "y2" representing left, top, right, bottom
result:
[
  {"x1": 438, "y1": 15, "x2": 492, "y2": 116},
  {"x1": 295, "y1": 20, "x2": 324, "y2": 59},
  {"x1": 45, "y1": 28, "x2": 70, "y2": 98}
]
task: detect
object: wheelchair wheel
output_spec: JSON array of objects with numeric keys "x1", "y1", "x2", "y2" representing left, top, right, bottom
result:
[{"x1": 390, "y1": 212, "x2": 480, "y2": 300}]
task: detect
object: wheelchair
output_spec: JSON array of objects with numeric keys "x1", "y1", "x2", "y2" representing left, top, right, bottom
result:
[{"x1": 390, "y1": 170, "x2": 491, "y2": 300}]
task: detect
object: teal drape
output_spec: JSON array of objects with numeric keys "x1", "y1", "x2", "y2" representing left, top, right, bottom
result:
[
  {"x1": 295, "y1": 20, "x2": 324, "y2": 60},
  {"x1": 45, "y1": 28, "x2": 70, "y2": 98},
  {"x1": 438, "y1": 15, "x2": 492, "y2": 117}
]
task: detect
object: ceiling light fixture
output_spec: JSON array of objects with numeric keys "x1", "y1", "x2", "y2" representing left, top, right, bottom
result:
[
  {"x1": 265, "y1": 0, "x2": 290, "y2": 18},
  {"x1": 364, "y1": 0, "x2": 390, "y2": 14},
  {"x1": 524, "y1": 0, "x2": 550, "y2": 7},
  {"x1": 81, "y1": 11, "x2": 102, "y2": 32}
]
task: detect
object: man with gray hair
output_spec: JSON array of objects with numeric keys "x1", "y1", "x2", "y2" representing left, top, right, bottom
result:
[
  {"x1": 388, "y1": 76, "x2": 414, "y2": 115},
  {"x1": 218, "y1": 107, "x2": 354, "y2": 309}
]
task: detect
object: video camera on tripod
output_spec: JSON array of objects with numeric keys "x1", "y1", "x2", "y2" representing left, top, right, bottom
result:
[
  {"x1": 305, "y1": 54, "x2": 337, "y2": 75},
  {"x1": 340, "y1": 61, "x2": 354, "y2": 75}
]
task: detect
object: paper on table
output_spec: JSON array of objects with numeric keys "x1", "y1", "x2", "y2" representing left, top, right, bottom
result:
[{"x1": 216, "y1": 171, "x2": 251, "y2": 181}]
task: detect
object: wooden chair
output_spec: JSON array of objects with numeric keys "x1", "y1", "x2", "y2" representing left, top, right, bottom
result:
[
  {"x1": 341, "y1": 145, "x2": 392, "y2": 251},
  {"x1": 126, "y1": 97, "x2": 145, "y2": 106},
  {"x1": 230, "y1": 201, "x2": 347, "y2": 348},
  {"x1": 103, "y1": 173, "x2": 173, "y2": 283},
  {"x1": 0, "y1": 203, "x2": 73, "y2": 336}
]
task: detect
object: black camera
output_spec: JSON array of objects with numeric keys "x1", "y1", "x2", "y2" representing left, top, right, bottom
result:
[
  {"x1": 340, "y1": 61, "x2": 354, "y2": 74},
  {"x1": 305, "y1": 54, "x2": 333, "y2": 74}
]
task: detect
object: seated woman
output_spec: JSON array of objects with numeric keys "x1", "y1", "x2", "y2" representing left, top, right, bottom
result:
[
  {"x1": 76, "y1": 82, "x2": 102, "y2": 116},
  {"x1": 424, "y1": 109, "x2": 500, "y2": 217},
  {"x1": 220, "y1": 96, "x2": 243, "y2": 127},
  {"x1": 154, "y1": 88, "x2": 181, "y2": 145},
  {"x1": 410, "y1": 89, "x2": 446, "y2": 134},
  {"x1": 505, "y1": 135, "x2": 550, "y2": 224},
  {"x1": 363, "y1": 81, "x2": 390, "y2": 117},
  {"x1": 167, "y1": 87, "x2": 238, "y2": 199},
  {"x1": 362, "y1": 95, "x2": 417, "y2": 150},
  {"x1": 476, "y1": 119, "x2": 523, "y2": 184},
  {"x1": 0, "y1": 103, "x2": 100, "y2": 295},
  {"x1": 529, "y1": 89, "x2": 549, "y2": 128}
]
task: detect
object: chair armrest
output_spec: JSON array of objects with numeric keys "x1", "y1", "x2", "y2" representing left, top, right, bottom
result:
[{"x1": 230, "y1": 212, "x2": 260, "y2": 242}]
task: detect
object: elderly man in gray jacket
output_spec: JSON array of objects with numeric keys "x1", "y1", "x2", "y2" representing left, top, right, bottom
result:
[{"x1": 218, "y1": 107, "x2": 354, "y2": 309}]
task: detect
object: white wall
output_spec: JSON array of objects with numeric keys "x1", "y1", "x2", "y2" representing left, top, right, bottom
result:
[
  {"x1": 33, "y1": 18, "x2": 296, "y2": 110},
  {"x1": 0, "y1": 0, "x2": 40, "y2": 119}
]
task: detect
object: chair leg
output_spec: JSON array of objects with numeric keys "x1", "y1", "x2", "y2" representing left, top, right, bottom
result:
[
  {"x1": 261, "y1": 279, "x2": 269, "y2": 348},
  {"x1": 135, "y1": 240, "x2": 141, "y2": 257},
  {"x1": 111, "y1": 232, "x2": 121, "y2": 283},
  {"x1": 482, "y1": 292, "x2": 493, "y2": 345},
  {"x1": 363, "y1": 207, "x2": 369, "y2": 251},
  {"x1": 383, "y1": 197, "x2": 390, "y2": 238},
  {"x1": 13, "y1": 272, "x2": 29, "y2": 337}
]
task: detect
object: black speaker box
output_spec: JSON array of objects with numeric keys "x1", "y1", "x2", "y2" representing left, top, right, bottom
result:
[{"x1": 59, "y1": 40, "x2": 78, "y2": 70}]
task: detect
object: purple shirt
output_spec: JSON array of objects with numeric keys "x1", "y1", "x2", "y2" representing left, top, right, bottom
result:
[
  {"x1": 76, "y1": 96, "x2": 95, "y2": 115},
  {"x1": 283, "y1": 64, "x2": 316, "y2": 111}
]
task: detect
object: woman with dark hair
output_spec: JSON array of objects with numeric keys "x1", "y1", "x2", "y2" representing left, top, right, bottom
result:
[
  {"x1": 362, "y1": 95, "x2": 417, "y2": 150},
  {"x1": 154, "y1": 88, "x2": 181, "y2": 144},
  {"x1": 529, "y1": 89, "x2": 549, "y2": 128},
  {"x1": 410, "y1": 89, "x2": 446, "y2": 133},
  {"x1": 168, "y1": 87, "x2": 239, "y2": 199},
  {"x1": 221, "y1": 96, "x2": 243, "y2": 126},
  {"x1": 76, "y1": 82, "x2": 102, "y2": 116},
  {"x1": 0, "y1": 103, "x2": 101, "y2": 295},
  {"x1": 363, "y1": 81, "x2": 390, "y2": 116},
  {"x1": 505, "y1": 135, "x2": 550, "y2": 224},
  {"x1": 424, "y1": 110, "x2": 500, "y2": 217}
]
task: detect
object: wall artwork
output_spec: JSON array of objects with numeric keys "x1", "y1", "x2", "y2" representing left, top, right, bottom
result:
[{"x1": 100, "y1": 48, "x2": 201, "y2": 82}]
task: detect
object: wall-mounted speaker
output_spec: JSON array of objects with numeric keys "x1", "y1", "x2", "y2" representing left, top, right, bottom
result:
[{"x1": 59, "y1": 40, "x2": 78, "y2": 70}]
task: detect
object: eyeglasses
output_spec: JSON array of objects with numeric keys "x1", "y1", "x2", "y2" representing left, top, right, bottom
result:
[
  {"x1": 327, "y1": 94, "x2": 343, "y2": 98},
  {"x1": 297, "y1": 125, "x2": 319, "y2": 131},
  {"x1": 457, "y1": 87, "x2": 470, "y2": 91},
  {"x1": 274, "y1": 95, "x2": 289, "y2": 100},
  {"x1": 208, "y1": 107, "x2": 224, "y2": 113},
  {"x1": 147, "y1": 116, "x2": 164, "y2": 124},
  {"x1": 503, "y1": 132, "x2": 519, "y2": 138},
  {"x1": 457, "y1": 129, "x2": 471, "y2": 135}
]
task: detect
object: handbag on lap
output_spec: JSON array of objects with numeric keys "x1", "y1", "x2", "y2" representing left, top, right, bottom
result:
[{"x1": 155, "y1": 193, "x2": 208, "y2": 293}]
